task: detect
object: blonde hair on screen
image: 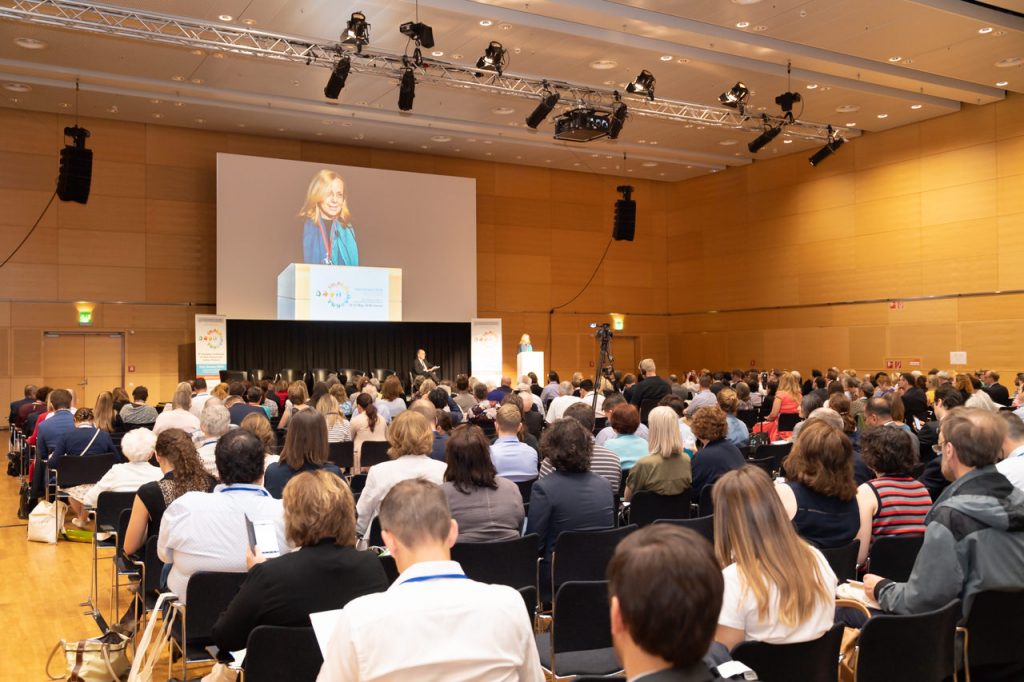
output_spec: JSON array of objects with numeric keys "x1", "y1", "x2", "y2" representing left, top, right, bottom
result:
[{"x1": 299, "y1": 169, "x2": 352, "y2": 225}]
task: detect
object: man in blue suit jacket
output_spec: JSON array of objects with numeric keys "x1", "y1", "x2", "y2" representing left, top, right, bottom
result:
[
  {"x1": 47, "y1": 408, "x2": 115, "y2": 470},
  {"x1": 30, "y1": 388, "x2": 77, "y2": 501}
]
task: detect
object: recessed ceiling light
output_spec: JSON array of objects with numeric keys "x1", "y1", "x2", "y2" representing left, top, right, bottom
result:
[
  {"x1": 3, "y1": 83, "x2": 31, "y2": 92},
  {"x1": 431, "y1": 51, "x2": 444, "y2": 57},
  {"x1": 676, "y1": 58, "x2": 690, "y2": 64},
  {"x1": 589, "y1": 60, "x2": 618, "y2": 70},
  {"x1": 573, "y1": 162, "x2": 581, "y2": 167},
  {"x1": 59, "y1": 102, "x2": 70, "y2": 109},
  {"x1": 341, "y1": 122, "x2": 353, "y2": 127},
  {"x1": 171, "y1": 75, "x2": 185, "y2": 81},
  {"x1": 806, "y1": 83, "x2": 818, "y2": 89},
  {"x1": 783, "y1": 139, "x2": 793, "y2": 144},
  {"x1": 8, "y1": 97, "x2": 19, "y2": 104},
  {"x1": 910, "y1": 104, "x2": 923, "y2": 109},
  {"x1": 491, "y1": 106, "x2": 515, "y2": 115},
  {"x1": 641, "y1": 161, "x2": 658, "y2": 167},
  {"x1": 174, "y1": 102, "x2": 184, "y2": 107},
  {"x1": 485, "y1": 152, "x2": 492, "y2": 156},
  {"x1": 430, "y1": 135, "x2": 452, "y2": 142},
  {"x1": 191, "y1": 78, "x2": 204, "y2": 84},
  {"x1": 835, "y1": 104, "x2": 860, "y2": 113},
  {"x1": 191, "y1": 49, "x2": 204, "y2": 56},
  {"x1": 888, "y1": 56, "x2": 902, "y2": 62},
  {"x1": 315, "y1": 132, "x2": 324, "y2": 136},
  {"x1": 736, "y1": 21, "x2": 750, "y2": 28},
  {"x1": 731, "y1": 0, "x2": 762, "y2": 4},
  {"x1": 649, "y1": 141, "x2": 658, "y2": 145},
  {"x1": 14, "y1": 37, "x2": 47, "y2": 49},
  {"x1": 107, "y1": 105, "x2": 119, "y2": 113},
  {"x1": 996, "y1": 80, "x2": 1009, "y2": 87},
  {"x1": 451, "y1": 53, "x2": 463, "y2": 60},
  {"x1": 277, "y1": 127, "x2": 286, "y2": 132},
  {"x1": 151, "y1": 113, "x2": 163, "y2": 119},
  {"x1": 877, "y1": 113, "x2": 888, "y2": 118},
  {"x1": 218, "y1": 14, "x2": 232, "y2": 22},
  {"x1": 752, "y1": 25, "x2": 768, "y2": 32},
  {"x1": 420, "y1": 145, "x2": 429, "y2": 149},
  {"x1": 719, "y1": 139, "x2": 738, "y2": 146},
  {"x1": 545, "y1": 159, "x2": 552, "y2": 163},
  {"x1": 482, "y1": 140, "x2": 493, "y2": 145},
  {"x1": 241, "y1": 18, "x2": 256, "y2": 26},
  {"x1": 321, "y1": 119, "x2": 333, "y2": 125},
  {"x1": 479, "y1": 19, "x2": 492, "y2": 27},
  {"x1": 845, "y1": 122, "x2": 856, "y2": 127},
  {"x1": 499, "y1": 23, "x2": 512, "y2": 30},
  {"x1": 194, "y1": 118, "x2": 205, "y2": 123},
  {"x1": 978, "y1": 27, "x2": 993, "y2": 34},
  {"x1": 660, "y1": 55, "x2": 673, "y2": 61},
  {"x1": 149, "y1": 98, "x2": 161, "y2": 104},
  {"x1": 996, "y1": 57, "x2": 1022, "y2": 67},
  {"x1": 237, "y1": 123, "x2": 246, "y2": 128},
  {"x1": 213, "y1": 52, "x2": 225, "y2": 59}
]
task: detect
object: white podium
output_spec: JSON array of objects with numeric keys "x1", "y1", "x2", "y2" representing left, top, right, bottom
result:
[
  {"x1": 277, "y1": 263, "x2": 402, "y2": 321},
  {"x1": 516, "y1": 351, "x2": 544, "y2": 382}
]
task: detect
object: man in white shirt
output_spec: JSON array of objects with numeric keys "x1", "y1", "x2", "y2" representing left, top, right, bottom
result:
[
  {"x1": 578, "y1": 378, "x2": 605, "y2": 414},
  {"x1": 195, "y1": 402, "x2": 232, "y2": 478},
  {"x1": 189, "y1": 377, "x2": 212, "y2": 417},
  {"x1": 317, "y1": 479, "x2": 543, "y2": 682},
  {"x1": 158, "y1": 429, "x2": 289, "y2": 603},
  {"x1": 996, "y1": 411, "x2": 1024, "y2": 490},
  {"x1": 595, "y1": 394, "x2": 649, "y2": 446},
  {"x1": 545, "y1": 381, "x2": 582, "y2": 423}
]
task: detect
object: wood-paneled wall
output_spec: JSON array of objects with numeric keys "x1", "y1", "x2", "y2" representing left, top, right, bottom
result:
[{"x1": 667, "y1": 93, "x2": 1024, "y2": 378}]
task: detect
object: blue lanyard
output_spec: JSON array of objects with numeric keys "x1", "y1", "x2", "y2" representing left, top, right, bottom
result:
[
  {"x1": 400, "y1": 573, "x2": 468, "y2": 584},
  {"x1": 220, "y1": 485, "x2": 271, "y2": 497}
]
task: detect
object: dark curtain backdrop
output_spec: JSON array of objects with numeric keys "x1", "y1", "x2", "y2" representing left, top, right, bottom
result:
[{"x1": 227, "y1": 320, "x2": 471, "y2": 379}]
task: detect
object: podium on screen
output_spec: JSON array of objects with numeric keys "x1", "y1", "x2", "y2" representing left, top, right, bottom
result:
[{"x1": 277, "y1": 263, "x2": 403, "y2": 322}]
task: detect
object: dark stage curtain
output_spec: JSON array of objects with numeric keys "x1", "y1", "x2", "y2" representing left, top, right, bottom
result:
[{"x1": 226, "y1": 320, "x2": 470, "y2": 380}]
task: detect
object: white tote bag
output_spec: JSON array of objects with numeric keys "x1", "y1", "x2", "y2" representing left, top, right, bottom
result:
[{"x1": 27, "y1": 499, "x2": 67, "y2": 544}]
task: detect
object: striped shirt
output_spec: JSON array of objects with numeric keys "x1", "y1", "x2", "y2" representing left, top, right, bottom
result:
[
  {"x1": 539, "y1": 442, "x2": 622, "y2": 496},
  {"x1": 868, "y1": 475, "x2": 931, "y2": 537}
]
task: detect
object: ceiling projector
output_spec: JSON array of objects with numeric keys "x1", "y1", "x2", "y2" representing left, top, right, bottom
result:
[{"x1": 553, "y1": 108, "x2": 612, "y2": 142}]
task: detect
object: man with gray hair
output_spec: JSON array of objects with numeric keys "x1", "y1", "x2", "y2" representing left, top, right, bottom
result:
[
  {"x1": 628, "y1": 358, "x2": 672, "y2": 408},
  {"x1": 544, "y1": 381, "x2": 582, "y2": 423},
  {"x1": 197, "y1": 401, "x2": 232, "y2": 478}
]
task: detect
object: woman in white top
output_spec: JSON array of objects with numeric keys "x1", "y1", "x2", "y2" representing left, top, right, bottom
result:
[
  {"x1": 713, "y1": 465, "x2": 837, "y2": 648},
  {"x1": 316, "y1": 393, "x2": 351, "y2": 443},
  {"x1": 349, "y1": 393, "x2": 387, "y2": 471},
  {"x1": 154, "y1": 382, "x2": 201, "y2": 436},
  {"x1": 380, "y1": 375, "x2": 407, "y2": 419},
  {"x1": 354, "y1": 410, "x2": 446, "y2": 537},
  {"x1": 70, "y1": 427, "x2": 163, "y2": 527}
]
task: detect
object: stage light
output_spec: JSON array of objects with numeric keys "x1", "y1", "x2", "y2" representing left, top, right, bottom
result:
[
  {"x1": 626, "y1": 70, "x2": 656, "y2": 100},
  {"x1": 398, "y1": 66, "x2": 416, "y2": 111},
  {"x1": 608, "y1": 99, "x2": 627, "y2": 140},
  {"x1": 747, "y1": 122, "x2": 782, "y2": 153},
  {"x1": 476, "y1": 41, "x2": 505, "y2": 75},
  {"x1": 399, "y1": 21, "x2": 434, "y2": 49},
  {"x1": 775, "y1": 90, "x2": 801, "y2": 115},
  {"x1": 719, "y1": 82, "x2": 749, "y2": 109},
  {"x1": 809, "y1": 126, "x2": 844, "y2": 166},
  {"x1": 525, "y1": 85, "x2": 560, "y2": 129},
  {"x1": 323, "y1": 54, "x2": 351, "y2": 99},
  {"x1": 342, "y1": 11, "x2": 370, "y2": 50}
]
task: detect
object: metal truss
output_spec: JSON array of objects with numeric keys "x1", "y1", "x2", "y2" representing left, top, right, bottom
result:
[{"x1": 0, "y1": 0, "x2": 853, "y2": 142}]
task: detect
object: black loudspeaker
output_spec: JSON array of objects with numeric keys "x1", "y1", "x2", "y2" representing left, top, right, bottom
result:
[
  {"x1": 57, "y1": 126, "x2": 93, "y2": 204},
  {"x1": 613, "y1": 198, "x2": 636, "y2": 241}
]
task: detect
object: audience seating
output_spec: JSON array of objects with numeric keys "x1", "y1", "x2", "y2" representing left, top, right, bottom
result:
[
  {"x1": 52, "y1": 453, "x2": 118, "y2": 534},
  {"x1": 370, "y1": 368, "x2": 396, "y2": 382},
  {"x1": 338, "y1": 368, "x2": 365, "y2": 385},
  {"x1": 627, "y1": 489, "x2": 693, "y2": 526},
  {"x1": 751, "y1": 442, "x2": 793, "y2": 477},
  {"x1": 87, "y1": 491, "x2": 136, "y2": 622},
  {"x1": 128, "y1": 535, "x2": 165, "y2": 627},
  {"x1": 310, "y1": 368, "x2": 335, "y2": 384},
  {"x1": 378, "y1": 554, "x2": 399, "y2": 585},
  {"x1": 697, "y1": 484, "x2": 715, "y2": 517},
  {"x1": 731, "y1": 623, "x2": 844, "y2": 682},
  {"x1": 359, "y1": 441, "x2": 391, "y2": 468},
  {"x1": 515, "y1": 478, "x2": 535, "y2": 503},
  {"x1": 592, "y1": 417, "x2": 607, "y2": 435},
  {"x1": 820, "y1": 539, "x2": 860, "y2": 583},
  {"x1": 327, "y1": 441, "x2": 354, "y2": 471},
  {"x1": 737, "y1": 409, "x2": 758, "y2": 430},
  {"x1": 110, "y1": 508, "x2": 140, "y2": 622},
  {"x1": 248, "y1": 369, "x2": 271, "y2": 383},
  {"x1": 518, "y1": 585, "x2": 537, "y2": 623},
  {"x1": 536, "y1": 580, "x2": 622, "y2": 680},
  {"x1": 169, "y1": 571, "x2": 246, "y2": 681},
  {"x1": 278, "y1": 368, "x2": 303, "y2": 383},
  {"x1": 638, "y1": 399, "x2": 659, "y2": 426},
  {"x1": 777, "y1": 413, "x2": 801, "y2": 433},
  {"x1": 853, "y1": 599, "x2": 960, "y2": 681},
  {"x1": 550, "y1": 526, "x2": 636, "y2": 598},
  {"x1": 747, "y1": 455, "x2": 775, "y2": 478},
  {"x1": 654, "y1": 515, "x2": 714, "y2": 545},
  {"x1": 242, "y1": 626, "x2": 322, "y2": 682},
  {"x1": 366, "y1": 517, "x2": 384, "y2": 547},
  {"x1": 866, "y1": 535, "x2": 924, "y2": 582},
  {"x1": 960, "y1": 589, "x2": 1024, "y2": 681},
  {"x1": 121, "y1": 422, "x2": 156, "y2": 432},
  {"x1": 348, "y1": 473, "x2": 367, "y2": 495},
  {"x1": 219, "y1": 370, "x2": 248, "y2": 383},
  {"x1": 451, "y1": 535, "x2": 538, "y2": 590}
]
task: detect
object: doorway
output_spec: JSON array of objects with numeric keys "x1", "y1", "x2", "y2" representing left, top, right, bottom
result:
[
  {"x1": 610, "y1": 336, "x2": 637, "y2": 378},
  {"x1": 42, "y1": 332, "x2": 125, "y2": 407}
]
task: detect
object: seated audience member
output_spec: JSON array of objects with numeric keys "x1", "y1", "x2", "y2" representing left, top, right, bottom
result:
[
  {"x1": 538, "y1": 403, "x2": 622, "y2": 496},
  {"x1": 518, "y1": 390, "x2": 545, "y2": 440},
  {"x1": 527, "y1": 419, "x2": 615, "y2": 601},
  {"x1": 196, "y1": 402, "x2": 232, "y2": 478},
  {"x1": 32, "y1": 389, "x2": 76, "y2": 492},
  {"x1": 214, "y1": 471, "x2": 389, "y2": 653},
  {"x1": 865, "y1": 408, "x2": 1024, "y2": 630},
  {"x1": 18, "y1": 385, "x2": 49, "y2": 434},
  {"x1": 264, "y1": 410, "x2": 343, "y2": 499},
  {"x1": 380, "y1": 375, "x2": 407, "y2": 419},
  {"x1": 981, "y1": 370, "x2": 1011, "y2": 406},
  {"x1": 755, "y1": 372, "x2": 801, "y2": 441},
  {"x1": 539, "y1": 371, "x2": 561, "y2": 406},
  {"x1": 8, "y1": 383, "x2": 35, "y2": 431},
  {"x1": 595, "y1": 394, "x2": 650, "y2": 446},
  {"x1": 609, "y1": 525, "x2": 738, "y2": 681},
  {"x1": 210, "y1": 382, "x2": 230, "y2": 401},
  {"x1": 276, "y1": 381, "x2": 310, "y2": 429},
  {"x1": 629, "y1": 358, "x2": 673, "y2": 408},
  {"x1": 407, "y1": 399, "x2": 447, "y2": 461},
  {"x1": 189, "y1": 378, "x2": 211, "y2": 417},
  {"x1": 119, "y1": 386, "x2": 158, "y2": 425},
  {"x1": 486, "y1": 376, "x2": 515, "y2": 402},
  {"x1": 443, "y1": 424, "x2": 524, "y2": 542},
  {"x1": 354, "y1": 411, "x2": 446, "y2": 537},
  {"x1": 605, "y1": 403, "x2": 650, "y2": 471},
  {"x1": 159, "y1": 429, "x2": 290, "y2": 604},
  {"x1": 966, "y1": 389, "x2": 1001, "y2": 412},
  {"x1": 657, "y1": 395, "x2": 698, "y2": 455},
  {"x1": 350, "y1": 392, "x2": 388, "y2": 471},
  {"x1": 544, "y1": 381, "x2": 582, "y2": 423},
  {"x1": 577, "y1": 379, "x2": 605, "y2": 414},
  {"x1": 624, "y1": 406, "x2": 692, "y2": 501},
  {"x1": 854, "y1": 426, "x2": 931, "y2": 565},
  {"x1": 489, "y1": 404, "x2": 539, "y2": 482},
  {"x1": 717, "y1": 388, "x2": 750, "y2": 449},
  {"x1": 827, "y1": 394, "x2": 859, "y2": 446},
  {"x1": 954, "y1": 373, "x2": 974, "y2": 402},
  {"x1": 229, "y1": 386, "x2": 266, "y2": 426},
  {"x1": 317, "y1": 479, "x2": 543, "y2": 682},
  {"x1": 788, "y1": 392, "x2": 825, "y2": 440},
  {"x1": 917, "y1": 390, "x2": 964, "y2": 500},
  {"x1": 690, "y1": 407, "x2": 746, "y2": 501},
  {"x1": 123, "y1": 428, "x2": 215, "y2": 557},
  {"x1": 70, "y1": 427, "x2": 163, "y2": 528},
  {"x1": 93, "y1": 391, "x2": 117, "y2": 433},
  {"x1": 864, "y1": 396, "x2": 920, "y2": 458},
  {"x1": 714, "y1": 466, "x2": 837, "y2": 648},
  {"x1": 684, "y1": 374, "x2": 717, "y2": 418},
  {"x1": 316, "y1": 393, "x2": 351, "y2": 443},
  {"x1": 153, "y1": 382, "x2": 201, "y2": 436},
  {"x1": 110, "y1": 386, "x2": 131, "y2": 415},
  {"x1": 734, "y1": 381, "x2": 754, "y2": 411},
  {"x1": 239, "y1": 412, "x2": 277, "y2": 467},
  {"x1": 802, "y1": 406, "x2": 872, "y2": 485},
  {"x1": 776, "y1": 421, "x2": 859, "y2": 549},
  {"x1": 897, "y1": 372, "x2": 929, "y2": 425},
  {"x1": 47, "y1": 408, "x2": 115, "y2": 470},
  {"x1": 452, "y1": 375, "x2": 476, "y2": 415},
  {"x1": 996, "y1": 411, "x2": 1024, "y2": 490}
]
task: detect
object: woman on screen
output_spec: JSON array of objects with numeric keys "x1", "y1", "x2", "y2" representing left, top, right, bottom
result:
[{"x1": 299, "y1": 169, "x2": 359, "y2": 267}]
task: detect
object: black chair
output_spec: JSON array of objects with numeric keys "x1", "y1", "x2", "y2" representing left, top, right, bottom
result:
[
  {"x1": 88, "y1": 491, "x2": 137, "y2": 620},
  {"x1": 737, "y1": 409, "x2": 758, "y2": 430},
  {"x1": 360, "y1": 441, "x2": 391, "y2": 468},
  {"x1": 248, "y1": 369, "x2": 271, "y2": 383},
  {"x1": 854, "y1": 599, "x2": 960, "y2": 681},
  {"x1": 219, "y1": 370, "x2": 248, "y2": 383},
  {"x1": 518, "y1": 585, "x2": 537, "y2": 623},
  {"x1": 820, "y1": 539, "x2": 860, "y2": 583},
  {"x1": 628, "y1": 489, "x2": 693, "y2": 526},
  {"x1": 242, "y1": 626, "x2": 322, "y2": 682},
  {"x1": 515, "y1": 478, "x2": 535, "y2": 503},
  {"x1": 169, "y1": 571, "x2": 247, "y2": 681},
  {"x1": 370, "y1": 368, "x2": 397, "y2": 383},
  {"x1": 310, "y1": 368, "x2": 335, "y2": 384},
  {"x1": 866, "y1": 534, "x2": 924, "y2": 582},
  {"x1": 378, "y1": 554, "x2": 399, "y2": 585},
  {"x1": 366, "y1": 516, "x2": 384, "y2": 547},
  {"x1": 747, "y1": 455, "x2": 775, "y2": 478},
  {"x1": 278, "y1": 368, "x2": 302, "y2": 383},
  {"x1": 348, "y1": 473, "x2": 367, "y2": 495},
  {"x1": 338, "y1": 368, "x2": 365, "y2": 385},
  {"x1": 777, "y1": 413, "x2": 802, "y2": 433},
  {"x1": 128, "y1": 535, "x2": 165, "y2": 622},
  {"x1": 53, "y1": 453, "x2": 117, "y2": 515},
  {"x1": 551, "y1": 526, "x2": 637, "y2": 596},
  {"x1": 592, "y1": 417, "x2": 607, "y2": 435},
  {"x1": 731, "y1": 623, "x2": 844, "y2": 682},
  {"x1": 328, "y1": 441, "x2": 355, "y2": 471},
  {"x1": 697, "y1": 484, "x2": 715, "y2": 517},
  {"x1": 452, "y1": 535, "x2": 538, "y2": 590},
  {"x1": 654, "y1": 515, "x2": 714, "y2": 545},
  {"x1": 536, "y1": 580, "x2": 621, "y2": 679},
  {"x1": 752, "y1": 442, "x2": 793, "y2": 475},
  {"x1": 121, "y1": 422, "x2": 156, "y2": 432},
  {"x1": 638, "y1": 399, "x2": 659, "y2": 426},
  {"x1": 960, "y1": 589, "x2": 1024, "y2": 680}
]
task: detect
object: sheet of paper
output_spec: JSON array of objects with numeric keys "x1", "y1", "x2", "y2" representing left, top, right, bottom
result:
[{"x1": 309, "y1": 608, "x2": 345, "y2": 658}]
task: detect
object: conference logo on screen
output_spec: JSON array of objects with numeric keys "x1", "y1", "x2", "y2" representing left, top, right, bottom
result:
[
  {"x1": 199, "y1": 328, "x2": 225, "y2": 350},
  {"x1": 316, "y1": 281, "x2": 352, "y2": 309}
]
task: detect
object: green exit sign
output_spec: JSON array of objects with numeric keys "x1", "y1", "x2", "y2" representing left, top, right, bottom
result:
[
  {"x1": 78, "y1": 309, "x2": 93, "y2": 326},
  {"x1": 612, "y1": 317, "x2": 624, "y2": 331}
]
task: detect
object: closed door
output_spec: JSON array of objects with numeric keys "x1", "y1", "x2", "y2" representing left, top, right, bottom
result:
[
  {"x1": 42, "y1": 332, "x2": 124, "y2": 407},
  {"x1": 611, "y1": 336, "x2": 637, "y2": 376}
]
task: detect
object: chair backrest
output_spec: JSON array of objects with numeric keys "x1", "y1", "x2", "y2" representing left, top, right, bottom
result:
[
  {"x1": 747, "y1": 455, "x2": 775, "y2": 478},
  {"x1": 143, "y1": 535, "x2": 164, "y2": 594},
  {"x1": 515, "y1": 478, "x2": 535, "y2": 503},
  {"x1": 122, "y1": 422, "x2": 156, "y2": 432},
  {"x1": 654, "y1": 515, "x2": 714, "y2": 545},
  {"x1": 731, "y1": 623, "x2": 844, "y2": 682},
  {"x1": 371, "y1": 368, "x2": 396, "y2": 382},
  {"x1": 243, "y1": 626, "x2": 322, "y2": 682},
  {"x1": 777, "y1": 413, "x2": 801, "y2": 432},
  {"x1": 737, "y1": 409, "x2": 758, "y2": 429},
  {"x1": 552, "y1": 581, "x2": 612, "y2": 653},
  {"x1": 310, "y1": 368, "x2": 334, "y2": 384},
  {"x1": 638, "y1": 399, "x2": 659, "y2": 426},
  {"x1": 327, "y1": 441, "x2": 355, "y2": 470},
  {"x1": 360, "y1": 441, "x2": 391, "y2": 468},
  {"x1": 378, "y1": 554, "x2": 399, "y2": 585},
  {"x1": 855, "y1": 599, "x2": 960, "y2": 682},
  {"x1": 278, "y1": 368, "x2": 302, "y2": 383},
  {"x1": 867, "y1": 534, "x2": 924, "y2": 583},
  {"x1": 367, "y1": 516, "x2": 384, "y2": 546},
  {"x1": 518, "y1": 585, "x2": 537, "y2": 624},
  {"x1": 116, "y1": 507, "x2": 133, "y2": 556},
  {"x1": 55, "y1": 452, "x2": 118, "y2": 487},
  {"x1": 451, "y1": 534, "x2": 538, "y2": 589},
  {"x1": 95, "y1": 490, "x2": 137, "y2": 533},
  {"x1": 552, "y1": 525, "x2": 637, "y2": 590},
  {"x1": 181, "y1": 572, "x2": 247, "y2": 644},
  {"x1": 219, "y1": 370, "x2": 248, "y2": 383},
  {"x1": 248, "y1": 369, "x2": 270, "y2": 383},
  {"x1": 754, "y1": 442, "x2": 793, "y2": 472},
  {"x1": 819, "y1": 539, "x2": 860, "y2": 583},
  {"x1": 698, "y1": 484, "x2": 715, "y2": 517},
  {"x1": 348, "y1": 473, "x2": 368, "y2": 494},
  {"x1": 962, "y1": 589, "x2": 1024, "y2": 672},
  {"x1": 629, "y1": 489, "x2": 693, "y2": 526}
]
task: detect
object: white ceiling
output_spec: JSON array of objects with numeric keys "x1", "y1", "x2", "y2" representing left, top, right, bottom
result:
[{"x1": 0, "y1": 0, "x2": 1021, "y2": 182}]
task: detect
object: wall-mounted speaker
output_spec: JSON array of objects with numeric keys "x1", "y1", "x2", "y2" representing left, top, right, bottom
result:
[
  {"x1": 57, "y1": 126, "x2": 92, "y2": 204},
  {"x1": 613, "y1": 185, "x2": 636, "y2": 241}
]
